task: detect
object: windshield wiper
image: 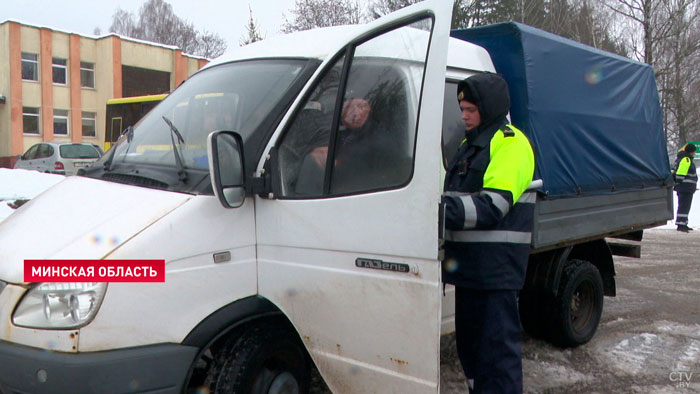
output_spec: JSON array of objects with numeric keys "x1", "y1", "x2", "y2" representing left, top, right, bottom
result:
[
  {"x1": 103, "y1": 126, "x2": 132, "y2": 172},
  {"x1": 161, "y1": 116, "x2": 188, "y2": 183}
]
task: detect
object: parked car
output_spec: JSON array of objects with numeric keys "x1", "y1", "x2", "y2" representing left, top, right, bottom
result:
[{"x1": 13, "y1": 142, "x2": 102, "y2": 175}]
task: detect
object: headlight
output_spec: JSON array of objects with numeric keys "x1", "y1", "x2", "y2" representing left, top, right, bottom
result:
[{"x1": 12, "y1": 282, "x2": 107, "y2": 329}]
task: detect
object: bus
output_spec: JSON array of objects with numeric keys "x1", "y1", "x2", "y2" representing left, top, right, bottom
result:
[{"x1": 104, "y1": 94, "x2": 167, "y2": 150}]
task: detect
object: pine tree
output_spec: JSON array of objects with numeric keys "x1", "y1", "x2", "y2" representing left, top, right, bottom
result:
[{"x1": 240, "y1": 5, "x2": 264, "y2": 46}]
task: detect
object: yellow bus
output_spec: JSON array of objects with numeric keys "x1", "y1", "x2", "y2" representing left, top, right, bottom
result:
[{"x1": 104, "y1": 94, "x2": 167, "y2": 150}]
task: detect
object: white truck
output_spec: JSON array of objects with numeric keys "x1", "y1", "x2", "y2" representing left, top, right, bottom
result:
[{"x1": 0, "y1": 1, "x2": 671, "y2": 393}]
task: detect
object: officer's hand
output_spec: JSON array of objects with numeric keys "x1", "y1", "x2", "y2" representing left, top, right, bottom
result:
[{"x1": 441, "y1": 194, "x2": 464, "y2": 231}]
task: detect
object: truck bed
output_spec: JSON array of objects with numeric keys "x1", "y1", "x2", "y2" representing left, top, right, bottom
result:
[
  {"x1": 532, "y1": 186, "x2": 672, "y2": 252},
  {"x1": 451, "y1": 23, "x2": 671, "y2": 201}
]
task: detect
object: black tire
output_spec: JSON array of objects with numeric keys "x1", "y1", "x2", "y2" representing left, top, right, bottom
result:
[
  {"x1": 549, "y1": 259, "x2": 604, "y2": 348},
  {"x1": 208, "y1": 322, "x2": 310, "y2": 394}
]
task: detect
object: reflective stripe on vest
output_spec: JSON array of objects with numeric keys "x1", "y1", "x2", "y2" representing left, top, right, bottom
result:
[{"x1": 443, "y1": 191, "x2": 536, "y2": 244}]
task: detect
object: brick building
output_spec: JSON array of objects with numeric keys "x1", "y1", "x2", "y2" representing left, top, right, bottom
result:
[{"x1": 0, "y1": 20, "x2": 208, "y2": 167}]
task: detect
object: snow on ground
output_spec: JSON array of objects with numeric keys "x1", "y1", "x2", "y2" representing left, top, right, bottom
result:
[
  {"x1": 654, "y1": 191, "x2": 700, "y2": 230},
  {"x1": 0, "y1": 168, "x2": 64, "y2": 222}
]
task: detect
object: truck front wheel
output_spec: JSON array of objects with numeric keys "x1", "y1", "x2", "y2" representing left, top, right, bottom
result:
[
  {"x1": 208, "y1": 322, "x2": 310, "y2": 394},
  {"x1": 550, "y1": 259, "x2": 604, "y2": 348}
]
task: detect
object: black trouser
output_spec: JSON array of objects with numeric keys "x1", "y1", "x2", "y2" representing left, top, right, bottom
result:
[
  {"x1": 676, "y1": 191, "x2": 694, "y2": 226},
  {"x1": 455, "y1": 287, "x2": 522, "y2": 394}
]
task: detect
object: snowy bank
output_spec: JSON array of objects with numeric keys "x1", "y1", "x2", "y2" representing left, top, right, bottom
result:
[{"x1": 0, "y1": 168, "x2": 64, "y2": 222}]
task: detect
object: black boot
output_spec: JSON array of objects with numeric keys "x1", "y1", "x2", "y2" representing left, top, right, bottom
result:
[{"x1": 677, "y1": 225, "x2": 689, "y2": 232}]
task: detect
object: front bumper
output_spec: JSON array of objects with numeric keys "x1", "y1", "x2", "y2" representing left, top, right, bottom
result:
[{"x1": 0, "y1": 340, "x2": 198, "y2": 394}]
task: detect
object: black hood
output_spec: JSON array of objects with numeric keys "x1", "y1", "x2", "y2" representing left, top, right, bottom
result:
[{"x1": 458, "y1": 73, "x2": 510, "y2": 135}]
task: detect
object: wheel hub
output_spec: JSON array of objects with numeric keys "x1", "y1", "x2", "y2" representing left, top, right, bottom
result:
[
  {"x1": 570, "y1": 282, "x2": 594, "y2": 331},
  {"x1": 267, "y1": 371, "x2": 299, "y2": 394}
]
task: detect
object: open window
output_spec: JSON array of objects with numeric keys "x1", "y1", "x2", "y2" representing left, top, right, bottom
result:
[
  {"x1": 442, "y1": 80, "x2": 465, "y2": 168},
  {"x1": 276, "y1": 19, "x2": 432, "y2": 198}
]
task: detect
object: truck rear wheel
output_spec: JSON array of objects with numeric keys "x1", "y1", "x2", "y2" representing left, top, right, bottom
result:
[
  {"x1": 208, "y1": 322, "x2": 310, "y2": 394},
  {"x1": 550, "y1": 259, "x2": 604, "y2": 348}
]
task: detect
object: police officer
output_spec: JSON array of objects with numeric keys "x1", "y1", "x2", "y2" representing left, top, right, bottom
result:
[
  {"x1": 674, "y1": 143, "x2": 697, "y2": 232},
  {"x1": 442, "y1": 73, "x2": 535, "y2": 393}
]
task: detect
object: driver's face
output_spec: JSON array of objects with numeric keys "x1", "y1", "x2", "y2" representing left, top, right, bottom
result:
[{"x1": 342, "y1": 98, "x2": 371, "y2": 130}]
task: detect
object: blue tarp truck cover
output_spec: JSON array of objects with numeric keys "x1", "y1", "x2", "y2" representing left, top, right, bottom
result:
[{"x1": 451, "y1": 22, "x2": 671, "y2": 199}]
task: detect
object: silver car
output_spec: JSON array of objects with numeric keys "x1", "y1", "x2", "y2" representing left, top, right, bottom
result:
[{"x1": 14, "y1": 142, "x2": 102, "y2": 175}]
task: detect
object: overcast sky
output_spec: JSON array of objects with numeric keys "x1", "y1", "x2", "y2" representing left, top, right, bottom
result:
[{"x1": 0, "y1": 0, "x2": 322, "y2": 52}]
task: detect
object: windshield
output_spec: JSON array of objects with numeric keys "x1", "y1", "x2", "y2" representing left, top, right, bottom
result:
[
  {"x1": 98, "y1": 60, "x2": 306, "y2": 171},
  {"x1": 60, "y1": 144, "x2": 101, "y2": 159}
]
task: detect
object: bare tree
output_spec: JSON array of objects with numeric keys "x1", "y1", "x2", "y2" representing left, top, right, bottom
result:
[
  {"x1": 451, "y1": 0, "x2": 626, "y2": 56},
  {"x1": 366, "y1": 0, "x2": 493, "y2": 30},
  {"x1": 368, "y1": 0, "x2": 422, "y2": 19},
  {"x1": 109, "y1": 0, "x2": 226, "y2": 58},
  {"x1": 608, "y1": 0, "x2": 700, "y2": 150},
  {"x1": 282, "y1": 0, "x2": 363, "y2": 33},
  {"x1": 450, "y1": 0, "x2": 473, "y2": 28},
  {"x1": 605, "y1": 0, "x2": 676, "y2": 65},
  {"x1": 240, "y1": 5, "x2": 264, "y2": 46},
  {"x1": 196, "y1": 30, "x2": 227, "y2": 58},
  {"x1": 653, "y1": 0, "x2": 700, "y2": 148},
  {"x1": 558, "y1": 1, "x2": 627, "y2": 56},
  {"x1": 109, "y1": 8, "x2": 141, "y2": 38}
]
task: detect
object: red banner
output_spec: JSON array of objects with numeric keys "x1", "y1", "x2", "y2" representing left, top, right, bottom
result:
[{"x1": 24, "y1": 260, "x2": 165, "y2": 282}]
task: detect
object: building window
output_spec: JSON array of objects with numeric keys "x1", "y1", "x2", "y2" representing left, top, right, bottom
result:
[
  {"x1": 21, "y1": 53, "x2": 39, "y2": 81},
  {"x1": 23, "y1": 107, "x2": 40, "y2": 135},
  {"x1": 54, "y1": 109, "x2": 69, "y2": 136},
  {"x1": 80, "y1": 61, "x2": 95, "y2": 88},
  {"x1": 53, "y1": 57, "x2": 67, "y2": 85},
  {"x1": 82, "y1": 111, "x2": 96, "y2": 137}
]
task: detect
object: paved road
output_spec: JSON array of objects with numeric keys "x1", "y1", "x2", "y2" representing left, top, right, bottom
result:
[
  {"x1": 313, "y1": 229, "x2": 700, "y2": 393},
  {"x1": 444, "y1": 228, "x2": 700, "y2": 393}
]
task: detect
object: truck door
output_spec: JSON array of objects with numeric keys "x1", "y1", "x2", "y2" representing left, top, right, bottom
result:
[{"x1": 255, "y1": 1, "x2": 451, "y2": 392}]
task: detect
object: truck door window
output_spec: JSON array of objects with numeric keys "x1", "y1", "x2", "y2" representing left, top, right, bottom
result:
[
  {"x1": 442, "y1": 81, "x2": 464, "y2": 168},
  {"x1": 277, "y1": 18, "x2": 432, "y2": 198},
  {"x1": 277, "y1": 60, "x2": 342, "y2": 197}
]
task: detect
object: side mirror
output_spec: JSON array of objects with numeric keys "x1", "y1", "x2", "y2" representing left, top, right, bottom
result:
[
  {"x1": 207, "y1": 131, "x2": 246, "y2": 208},
  {"x1": 16, "y1": 154, "x2": 22, "y2": 160}
]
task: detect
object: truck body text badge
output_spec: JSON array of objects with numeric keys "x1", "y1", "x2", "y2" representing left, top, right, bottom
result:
[{"x1": 355, "y1": 258, "x2": 410, "y2": 273}]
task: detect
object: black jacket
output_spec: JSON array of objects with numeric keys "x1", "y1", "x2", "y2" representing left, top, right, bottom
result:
[{"x1": 442, "y1": 74, "x2": 535, "y2": 290}]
